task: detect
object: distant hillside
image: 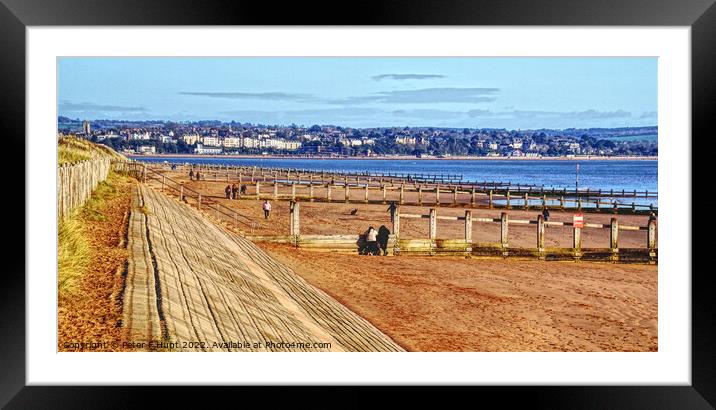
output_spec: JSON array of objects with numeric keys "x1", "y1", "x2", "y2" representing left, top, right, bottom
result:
[{"x1": 58, "y1": 136, "x2": 126, "y2": 165}]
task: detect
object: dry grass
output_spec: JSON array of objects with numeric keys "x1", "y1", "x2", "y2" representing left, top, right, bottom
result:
[
  {"x1": 57, "y1": 217, "x2": 91, "y2": 298},
  {"x1": 57, "y1": 171, "x2": 128, "y2": 297},
  {"x1": 58, "y1": 136, "x2": 125, "y2": 165},
  {"x1": 57, "y1": 171, "x2": 135, "y2": 351}
]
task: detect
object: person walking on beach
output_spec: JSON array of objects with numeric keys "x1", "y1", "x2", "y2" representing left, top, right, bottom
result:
[
  {"x1": 231, "y1": 183, "x2": 237, "y2": 199},
  {"x1": 240, "y1": 184, "x2": 247, "y2": 196},
  {"x1": 189, "y1": 169, "x2": 194, "y2": 180},
  {"x1": 225, "y1": 185, "x2": 232, "y2": 199},
  {"x1": 195, "y1": 171, "x2": 201, "y2": 181},
  {"x1": 365, "y1": 226, "x2": 379, "y2": 255},
  {"x1": 262, "y1": 200, "x2": 272, "y2": 219},
  {"x1": 387, "y1": 201, "x2": 398, "y2": 223},
  {"x1": 377, "y1": 225, "x2": 391, "y2": 256},
  {"x1": 542, "y1": 207, "x2": 550, "y2": 222}
]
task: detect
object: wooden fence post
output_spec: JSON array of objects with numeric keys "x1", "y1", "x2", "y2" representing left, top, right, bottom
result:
[
  {"x1": 573, "y1": 226, "x2": 582, "y2": 261},
  {"x1": 393, "y1": 205, "x2": 401, "y2": 255},
  {"x1": 327, "y1": 184, "x2": 332, "y2": 202},
  {"x1": 435, "y1": 184, "x2": 441, "y2": 204},
  {"x1": 274, "y1": 181, "x2": 278, "y2": 199},
  {"x1": 648, "y1": 219, "x2": 657, "y2": 263},
  {"x1": 399, "y1": 184, "x2": 405, "y2": 205},
  {"x1": 647, "y1": 219, "x2": 656, "y2": 250},
  {"x1": 289, "y1": 201, "x2": 300, "y2": 245},
  {"x1": 524, "y1": 193, "x2": 530, "y2": 209},
  {"x1": 418, "y1": 186, "x2": 423, "y2": 205},
  {"x1": 537, "y1": 214, "x2": 545, "y2": 258},
  {"x1": 506, "y1": 190, "x2": 511, "y2": 209},
  {"x1": 464, "y1": 210, "x2": 472, "y2": 253},
  {"x1": 489, "y1": 190, "x2": 493, "y2": 209},
  {"x1": 309, "y1": 183, "x2": 315, "y2": 202},
  {"x1": 382, "y1": 185, "x2": 387, "y2": 204},
  {"x1": 256, "y1": 182, "x2": 261, "y2": 200},
  {"x1": 291, "y1": 183, "x2": 296, "y2": 201},
  {"x1": 501, "y1": 212, "x2": 509, "y2": 255},
  {"x1": 610, "y1": 217, "x2": 619, "y2": 261},
  {"x1": 345, "y1": 182, "x2": 350, "y2": 202},
  {"x1": 453, "y1": 186, "x2": 458, "y2": 204},
  {"x1": 142, "y1": 164, "x2": 147, "y2": 183},
  {"x1": 471, "y1": 187, "x2": 476, "y2": 206},
  {"x1": 429, "y1": 208, "x2": 437, "y2": 240},
  {"x1": 364, "y1": 184, "x2": 369, "y2": 203}
]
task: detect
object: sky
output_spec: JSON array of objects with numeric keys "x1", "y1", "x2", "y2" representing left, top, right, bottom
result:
[{"x1": 58, "y1": 57, "x2": 657, "y2": 130}]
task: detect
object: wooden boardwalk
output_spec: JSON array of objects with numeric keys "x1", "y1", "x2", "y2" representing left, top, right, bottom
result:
[{"x1": 122, "y1": 184, "x2": 403, "y2": 352}]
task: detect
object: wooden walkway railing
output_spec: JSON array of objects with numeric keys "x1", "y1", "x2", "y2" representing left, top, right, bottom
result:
[{"x1": 113, "y1": 161, "x2": 259, "y2": 234}]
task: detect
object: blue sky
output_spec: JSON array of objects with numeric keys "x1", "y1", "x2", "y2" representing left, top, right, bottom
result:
[{"x1": 58, "y1": 57, "x2": 657, "y2": 129}]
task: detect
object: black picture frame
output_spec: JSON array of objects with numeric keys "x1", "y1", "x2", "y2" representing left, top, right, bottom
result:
[{"x1": 2, "y1": 0, "x2": 711, "y2": 407}]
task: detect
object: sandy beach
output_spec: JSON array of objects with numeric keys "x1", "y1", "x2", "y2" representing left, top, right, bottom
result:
[
  {"x1": 140, "y1": 168, "x2": 659, "y2": 352},
  {"x1": 259, "y1": 243, "x2": 658, "y2": 351}
]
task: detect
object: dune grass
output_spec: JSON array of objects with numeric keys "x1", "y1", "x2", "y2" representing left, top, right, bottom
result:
[
  {"x1": 57, "y1": 217, "x2": 92, "y2": 298},
  {"x1": 58, "y1": 171, "x2": 130, "y2": 297},
  {"x1": 58, "y1": 136, "x2": 126, "y2": 165}
]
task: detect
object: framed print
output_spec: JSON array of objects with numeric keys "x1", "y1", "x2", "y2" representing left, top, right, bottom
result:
[{"x1": 2, "y1": 0, "x2": 713, "y2": 407}]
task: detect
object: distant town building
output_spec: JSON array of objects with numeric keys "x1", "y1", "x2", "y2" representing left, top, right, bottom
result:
[
  {"x1": 223, "y1": 137, "x2": 242, "y2": 148},
  {"x1": 137, "y1": 145, "x2": 156, "y2": 154},
  {"x1": 195, "y1": 143, "x2": 222, "y2": 155},
  {"x1": 82, "y1": 120, "x2": 91, "y2": 136},
  {"x1": 201, "y1": 136, "x2": 220, "y2": 146},
  {"x1": 182, "y1": 134, "x2": 200, "y2": 145}
]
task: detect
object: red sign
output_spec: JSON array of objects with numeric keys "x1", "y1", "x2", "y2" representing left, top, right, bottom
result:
[{"x1": 573, "y1": 213, "x2": 584, "y2": 228}]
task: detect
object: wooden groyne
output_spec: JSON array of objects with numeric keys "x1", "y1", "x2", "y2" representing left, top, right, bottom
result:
[
  {"x1": 118, "y1": 162, "x2": 657, "y2": 264},
  {"x1": 252, "y1": 202, "x2": 657, "y2": 264},
  {"x1": 57, "y1": 157, "x2": 111, "y2": 220},
  {"x1": 164, "y1": 162, "x2": 657, "y2": 199},
  {"x1": 137, "y1": 162, "x2": 658, "y2": 214}
]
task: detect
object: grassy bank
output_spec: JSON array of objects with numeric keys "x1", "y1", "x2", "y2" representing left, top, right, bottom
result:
[
  {"x1": 58, "y1": 136, "x2": 125, "y2": 165},
  {"x1": 58, "y1": 172, "x2": 127, "y2": 297},
  {"x1": 58, "y1": 171, "x2": 135, "y2": 351}
]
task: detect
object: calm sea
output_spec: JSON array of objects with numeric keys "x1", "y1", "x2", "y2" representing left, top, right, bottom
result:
[{"x1": 135, "y1": 156, "x2": 658, "y2": 206}]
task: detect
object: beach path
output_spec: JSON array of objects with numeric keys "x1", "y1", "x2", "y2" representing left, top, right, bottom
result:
[{"x1": 122, "y1": 184, "x2": 403, "y2": 352}]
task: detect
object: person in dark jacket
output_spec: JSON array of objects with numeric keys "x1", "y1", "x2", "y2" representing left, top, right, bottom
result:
[
  {"x1": 189, "y1": 169, "x2": 194, "y2": 180},
  {"x1": 377, "y1": 225, "x2": 391, "y2": 256},
  {"x1": 542, "y1": 207, "x2": 550, "y2": 222},
  {"x1": 225, "y1": 185, "x2": 232, "y2": 199}
]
